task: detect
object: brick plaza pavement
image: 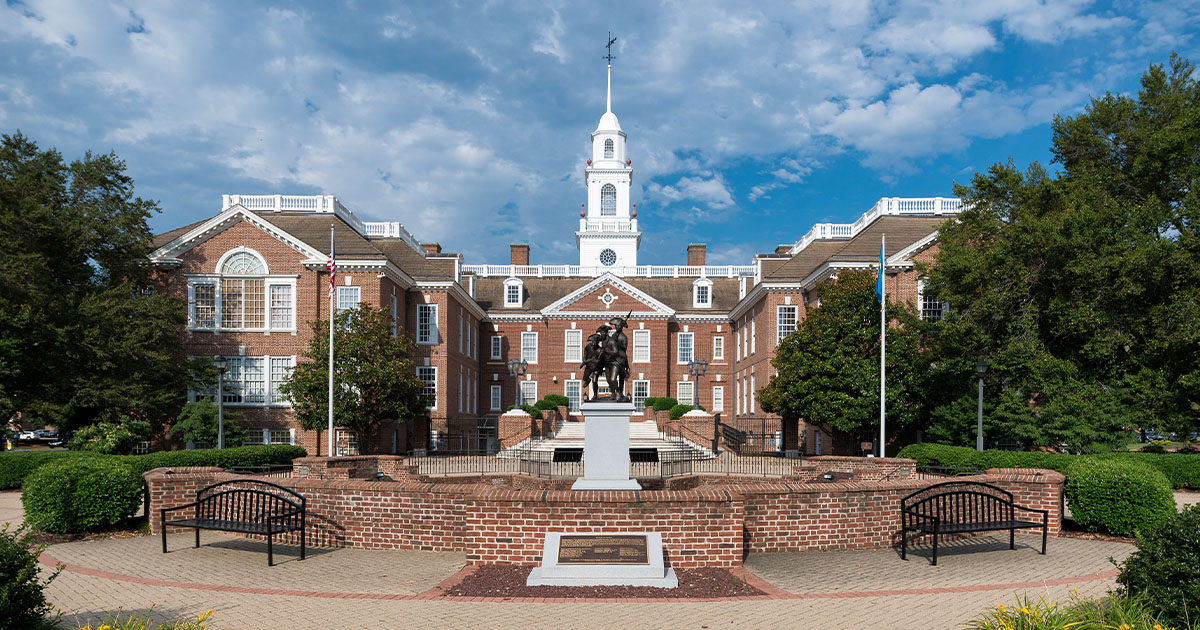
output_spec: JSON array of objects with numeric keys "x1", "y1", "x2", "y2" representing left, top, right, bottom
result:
[{"x1": 0, "y1": 491, "x2": 1144, "y2": 630}]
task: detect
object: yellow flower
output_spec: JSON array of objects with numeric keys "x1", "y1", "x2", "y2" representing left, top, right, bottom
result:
[
  {"x1": 1020, "y1": 605, "x2": 1030, "y2": 615},
  {"x1": 1119, "y1": 624, "x2": 1130, "y2": 630},
  {"x1": 997, "y1": 604, "x2": 1006, "y2": 612},
  {"x1": 1155, "y1": 625, "x2": 1163, "y2": 630}
]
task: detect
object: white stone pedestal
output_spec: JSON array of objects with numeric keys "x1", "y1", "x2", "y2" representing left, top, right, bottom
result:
[
  {"x1": 571, "y1": 400, "x2": 641, "y2": 491},
  {"x1": 526, "y1": 532, "x2": 677, "y2": 587}
]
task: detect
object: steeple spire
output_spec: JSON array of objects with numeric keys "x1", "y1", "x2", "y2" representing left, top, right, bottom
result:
[{"x1": 604, "y1": 32, "x2": 617, "y2": 114}]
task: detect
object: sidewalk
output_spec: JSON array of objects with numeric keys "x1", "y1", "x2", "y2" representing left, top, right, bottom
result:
[{"x1": 0, "y1": 489, "x2": 1137, "y2": 630}]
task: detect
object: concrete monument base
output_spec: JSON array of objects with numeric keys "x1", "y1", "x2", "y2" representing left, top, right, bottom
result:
[
  {"x1": 571, "y1": 400, "x2": 640, "y2": 491},
  {"x1": 526, "y1": 532, "x2": 677, "y2": 587}
]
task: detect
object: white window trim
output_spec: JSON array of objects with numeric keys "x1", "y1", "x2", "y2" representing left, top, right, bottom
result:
[
  {"x1": 503, "y1": 277, "x2": 524, "y2": 308},
  {"x1": 712, "y1": 385, "x2": 724, "y2": 412},
  {"x1": 186, "y1": 274, "x2": 297, "y2": 333},
  {"x1": 713, "y1": 336, "x2": 725, "y2": 361},
  {"x1": 917, "y1": 278, "x2": 950, "y2": 322},
  {"x1": 198, "y1": 354, "x2": 295, "y2": 408},
  {"x1": 336, "y1": 285, "x2": 361, "y2": 316},
  {"x1": 564, "y1": 379, "x2": 582, "y2": 413},
  {"x1": 417, "y1": 366, "x2": 437, "y2": 410},
  {"x1": 751, "y1": 316, "x2": 756, "y2": 354},
  {"x1": 458, "y1": 314, "x2": 464, "y2": 353},
  {"x1": 490, "y1": 335, "x2": 503, "y2": 360},
  {"x1": 521, "y1": 331, "x2": 539, "y2": 364},
  {"x1": 564, "y1": 329, "x2": 583, "y2": 364},
  {"x1": 632, "y1": 380, "x2": 650, "y2": 412},
  {"x1": 519, "y1": 380, "x2": 538, "y2": 406},
  {"x1": 632, "y1": 329, "x2": 651, "y2": 363},
  {"x1": 692, "y1": 277, "x2": 713, "y2": 308},
  {"x1": 676, "y1": 381, "x2": 694, "y2": 406},
  {"x1": 677, "y1": 332, "x2": 694, "y2": 365},
  {"x1": 417, "y1": 304, "x2": 439, "y2": 345},
  {"x1": 490, "y1": 385, "x2": 502, "y2": 411},
  {"x1": 776, "y1": 305, "x2": 799, "y2": 343}
]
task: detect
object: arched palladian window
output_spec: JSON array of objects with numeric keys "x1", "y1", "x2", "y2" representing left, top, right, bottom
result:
[
  {"x1": 600, "y1": 183, "x2": 617, "y2": 216},
  {"x1": 188, "y1": 247, "x2": 295, "y2": 332},
  {"x1": 604, "y1": 138, "x2": 614, "y2": 159}
]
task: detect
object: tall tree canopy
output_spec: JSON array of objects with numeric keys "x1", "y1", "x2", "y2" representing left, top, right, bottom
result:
[
  {"x1": 759, "y1": 269, "x2": 926, "y2": 449},
  {"x1": 279, "y1": 305, "x2": 426, "y2": 455},
  {"x1": 921, "y1": 55, "x2": 1200, "y2": 449},
  {"x1": 0, "y1": 133, "x2": 189, "y2": 430}
]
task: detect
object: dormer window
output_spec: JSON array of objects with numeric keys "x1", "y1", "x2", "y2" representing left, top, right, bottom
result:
[
  {"x1": 504, "y1": 277, "x2": 524, "y2": 308},
  {"x1": 604, "y1": 138, "x2": 614, "y2": 159},
  {"x1": 601, "y1": 184, "x2": 616, "y2": 216},
  {"x1": 693, "y1": 277, "x2": 713, "y2": 308}
]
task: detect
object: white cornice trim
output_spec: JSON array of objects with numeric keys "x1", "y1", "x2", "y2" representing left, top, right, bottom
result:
[
  {"x1": 675, "y1": 313, "x2": 731, "y2": 323},
  {"x1": 890, "y1": 230, "x2": 941, "y2": 264},
  {"x1": 483, "y1": 313, "x2": 545, "y2": 322},
  {"x1": 544, "y1": 311, "x2": 671, "y2": 321},
  {"x1": 300, "y1": 258, "x2": 415, "y2": 289},
  {"x1": 414, "y1": 280, "x2": 489, "y2": 320},
  {"x1": 540, "y1": 272, "x2": 676, "y2": 317},
  {"x1": 149, "y1": 205, "x2": 325, "y2": 265}
]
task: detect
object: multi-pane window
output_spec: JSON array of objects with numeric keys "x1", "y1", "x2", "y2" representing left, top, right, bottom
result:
[
  {"x1": 490, "y1": 385, "x2": 502, "y2": 411},
  {"x1": 459, "y1": 315, "x2": 464, "y2": 353},
  {"x1": 222, "y1": 278, "x2": 265, "y2": 329},
  {"x1": 269, "y1": 429, "x2": 293, "y2": 445},
  {"x1": 713, "y1": 336, "x2": 725, "y2": 361},
  {"x1": 751, "y1": 317, "x2": 756, "y2": 354},
  {"x1": 491, "y1": 335, "x2": 502, "y2": 360},
  {"x1": 750, "y1": 373, "x2": 756, "y2": 414},
  {"x1": 520, "y1": 381, "x2": 538, "y2": 406},
  {"x1": 600, "y1": 183, "x2": 617, "y2": 216},
  {"x1": 632, "y1": 330, "x2": 650, "y2": 363},
  {"x1": 632, "y1": 380, "x2": 649, "y2": 412},
  {"x1": 565, "y1": 380, "x2": 581, "y2": 413},
  {"x1": 417, "y1": 304, "x2": 438, "y2": 344},
  {"x1": 417, "y1": 366, "x2": 437, "y2": 409},
  {"x1": 269, "y1": 285, "x2": 293, "y2": 329},
  {"x1": 712, "y1": 386, "x2": 724, "y2": 411},
  {"x1": 458, "y1": 371, "x2": 464, "y2": 412},
  {"x1": 336, "y1": 286, "x2": 360, "y2": 316},
  {"x1": 211, "y1": 355, "x2": 293, "y2": 406},
  {"x1": 677, "y1": 332, "x2": 694, "y2": 364},
  {"x1": 919, "y1": 281, "x2": 947, "y2": 322},
  {"x1": 241, "y1": 431, "x2": 265, "y2": 446},
  {"x1": 194, "y1": 283, "x2": 216, "y2": 328},
  {"x1": 335, "y1": 428, "x2": 358, "y2": 456},
  {"x1": 564, "y1": 329, "x2": 582, "y2": 363},
  {"x1": 677, "y1": 381, "x2": 694, "y2": 406},
  {"x1": 693, "y1": 281, "x2": 711, "y2": 307},
  {"x1": 604, "y1": 138, "x2": 614, "y2": 159},
  {"x1": 521, "y1": 332, "x2": 538, "y2": 363},
  {"x1": 389, "y1": 295, "x2": 398, "y2": 337},
  {"x1": 504, "y1": 280, "x2": 522, "y2": 307},
  {"x1": 777, "y1": 305, "x2": 798, "y2": 342}
]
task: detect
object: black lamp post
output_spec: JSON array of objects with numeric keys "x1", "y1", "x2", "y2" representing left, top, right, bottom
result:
[
  {"x1": 213, "y1": 355, "x2": 228, "y2": 449},
  {"x1": 975, "y1": 360, "x2": 988, "y2": 451},
  {"x1": 687, "y1": 358, "x2": 713, "y2": 451},
  {"x1": 507, "y1": 358, "x2": 528, "y2": 405}
]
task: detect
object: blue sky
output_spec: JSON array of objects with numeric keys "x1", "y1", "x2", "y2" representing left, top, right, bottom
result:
[{"x1": 2, "y1": 1, "x2": 1197, "y2": 266}]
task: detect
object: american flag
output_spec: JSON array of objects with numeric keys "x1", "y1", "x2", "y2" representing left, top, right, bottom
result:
[{"x1": 327, "y1": 234, "x2": 336, "y2": 297}]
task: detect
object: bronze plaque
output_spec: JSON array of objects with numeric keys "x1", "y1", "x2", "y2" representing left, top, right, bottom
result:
[{"x1": 556, "y1": 534, "x2": 650, "y2": 565}]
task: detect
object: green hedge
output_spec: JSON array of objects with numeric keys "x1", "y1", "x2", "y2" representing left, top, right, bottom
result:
[
  {"x1": 0, "y1": 524, "x2": 60, "y2": 629},
  {"x1": 0, "y1": 445, "x2": 306, "y2": 490},
  {"x1": 1117, "y1": 505, "x2": 1200, "y2": 628},
  {"x1": 895, "y1": 443, "x2": 1200, "y2": 489},
  {"x1": 22, "y1": 458, "x2": 144, "y2": 533},
  {"x1": 1064, "y1": 459, "x2": 1175, "y2": 537},
  {"x1": 650, "y1": 397, "x2": 678, "y2": 412},
  {"x1": 541, "y1": 394, "x2": 570, "y2": 407}
]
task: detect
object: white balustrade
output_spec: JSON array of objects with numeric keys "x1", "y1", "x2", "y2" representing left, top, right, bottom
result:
[{"x1": 788, "y1": 196, "x2": 963, "y2": 254}]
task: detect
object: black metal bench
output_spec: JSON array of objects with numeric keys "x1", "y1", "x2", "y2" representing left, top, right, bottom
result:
[
  {"x1": 160, "y1": 479, "x2": 306, "y2": 566},
  {"x1": 901, "y1": 480, "x2": 1047, "y2": 565}
]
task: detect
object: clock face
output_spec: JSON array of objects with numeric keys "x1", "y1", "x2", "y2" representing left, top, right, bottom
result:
[{"x1": 599, "y1": 249, "x2": 617, "y2": 266}]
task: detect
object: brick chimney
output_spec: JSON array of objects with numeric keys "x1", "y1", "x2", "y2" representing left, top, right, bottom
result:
[
  {"x1": 775, "y1": 244, "x2": 792, "y2": 256},
  {"x1": 421, "y1": 242, "x2": 442, "y2": 256},
  {"x1": 510, "y1": 243, "x2": 530, "y2": 266},
  {"x1": 687, "y1": 243, "x2": 706, "y2": 266}
]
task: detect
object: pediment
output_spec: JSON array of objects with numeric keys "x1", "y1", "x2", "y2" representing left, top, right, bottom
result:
[
  {"x1": 541, "y1": 273, "x2": 675, "y2": 319},
  {"x1": 149, "y1": 205, "x2": 326, "y2": 265}
]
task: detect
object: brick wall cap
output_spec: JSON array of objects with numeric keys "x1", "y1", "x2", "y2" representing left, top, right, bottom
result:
[
  {"x1": 986, "y1": 468, "x2": 1066, "y2": 484},
  {"x1": 499, "y1": 409, "x2": 531, "y2": 417},
  {"x1": 142, "y1": 466, "x2": 224, "y2": 481},
  {"x1": 682, "y1": 409, "x2": 712, "y2": 417}
]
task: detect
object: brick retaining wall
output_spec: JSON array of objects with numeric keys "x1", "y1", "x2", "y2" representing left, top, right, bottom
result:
[{"x1": 144, "y1": 458, "x2": 1063, "y2": 567}]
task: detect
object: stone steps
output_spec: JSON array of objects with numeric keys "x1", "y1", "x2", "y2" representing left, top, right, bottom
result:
[{"x1": 499, "y1": 420, "x2": 712, "y2": 459}]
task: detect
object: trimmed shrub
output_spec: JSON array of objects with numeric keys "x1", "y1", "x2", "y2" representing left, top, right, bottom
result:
[
  {"x1": 518, "y1": 404, "x2": 543, "y2": 419},
  {"x1": 22, "y1": 458, "x2": 143, "y2": 533},
  {"x1": 68, "y1": 416, "x2": 151, "y2": 454},
  {"x1": 0, "y1": 524, "x2": 61, "y2": 629},
  {"x1": 1064, "y1": 459, "x2": 1175, "y2": 537},
  {"x1": 533, "y1": 399, "x2": 558, "y2": 411},
  {"x1": 668, "y1": 404, "x2": 694, "y2": 420},
  {"x1": 542, "y1": 394, "x2": 570, "y2": 407},
  {"x1": 0, "y1": 450, "x2": 103, "y2": 490},
  {"x1": 129, "y1": 445, "x2": 306, "y2": 475},
  {"x1": 1117, "y1": 505, "x2": 1200, "y2": 628},
  {"x1": 651, "y1": 397, "x2": 678, "y2": 412},
  {"x1": 643, "y1": 397, "x2": 659, "y2": 409}
]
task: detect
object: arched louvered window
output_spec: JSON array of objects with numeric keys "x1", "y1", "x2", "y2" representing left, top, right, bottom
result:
[
  {"x1": 604, "y1": 138, "x2": 614, "y2": 159},
  {"x1": 600, "y1": 183, "x2": 617, "y2": 216}
]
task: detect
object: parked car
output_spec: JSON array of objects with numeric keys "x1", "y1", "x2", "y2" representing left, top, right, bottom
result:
[
  {"x1": 47, "y1": 439, "x2": 66, "y2": 448},
  {"x1": 34, "y1": 428, "x2": 58, "y2": 439},
  {"x1": 16, "y1": 431, "x2": 37, "y2": 441}
]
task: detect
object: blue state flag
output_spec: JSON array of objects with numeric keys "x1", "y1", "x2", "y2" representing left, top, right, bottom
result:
[{"x1": 875, "y1": 239, "x2": 884, "y2": 303}]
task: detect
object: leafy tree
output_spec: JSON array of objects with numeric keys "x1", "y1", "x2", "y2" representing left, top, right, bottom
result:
[
  {"x1": 921, "y1": 55, "x2": 1200, "y2": 448},
  {"x1": 759, "y1": 270, "x2": 926, "y2": 451},
  {"x1": 279, "y1": 305, "x2": 426, "y2": 455},
  {"x1": 170, "y1": 399, "x2": 246, "y2": 447},
  {"x1": 67, "y1": 416, "x2": 151, "y2": 454},
  {"x1": 0, "y1": 132, "x2": 189, "y2": 431}
]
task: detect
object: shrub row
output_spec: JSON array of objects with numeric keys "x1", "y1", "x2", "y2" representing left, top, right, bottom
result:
[
  {"x1": 644, "y1": 397, "x2": 678, "y2": 412},
  {"x1": 22, "y1": 458, "x2": 144, "y2": 534},
  {"x1": 896, "y1": 443, "x2": 1200, "y2": 489},
  {"x1": 0, "y1": 445, "x2": 306, "y2": 490},
  {"x1": 1063, "y1": 459, "x2": 1175, "y2": 537}
]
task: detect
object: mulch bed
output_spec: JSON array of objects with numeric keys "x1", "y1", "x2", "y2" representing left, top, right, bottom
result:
[
  {"x1": 26, "y1": 516, "x2": 149, "y2": 546},
  {"x1": 1056, "y1": 518, "x2": 1136, "y2": 544},
  {"x1": 444, "y1": 565, "x2": 765, "y2": 599}
]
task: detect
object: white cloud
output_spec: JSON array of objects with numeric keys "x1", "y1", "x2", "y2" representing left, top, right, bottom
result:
[{"x1": 646, "y1": 173, "x2": 735, "y2": 209}]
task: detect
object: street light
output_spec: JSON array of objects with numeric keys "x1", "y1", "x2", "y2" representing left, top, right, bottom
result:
[
  {"x1": 975, "y1": 360, "x2": 988, "y2": 452},
  {"x1": 687, "y1": 359, "x2": 714, "y2": 452},
  {"x1": 213, "y1": 355, "x2": 228, "y2": 450},
  {"x1": 507, "y1": 358, "x2": 528, "y2": 405}
]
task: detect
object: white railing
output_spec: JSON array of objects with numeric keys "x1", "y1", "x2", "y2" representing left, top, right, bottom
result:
[
  {"x1": 789, "y1": 196, "x2": 962, "y2": 255},
  {"x1": 578, "y1": 218, "x2": 638, "y2": 232},
  {"x1": 221, "y1": 194, "x2": 425, "y2": 255},
  {"x1": 462, "y1": 264, "x2": 755, "y2": 278}
]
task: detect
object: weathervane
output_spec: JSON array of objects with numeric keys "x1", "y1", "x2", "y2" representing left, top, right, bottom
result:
[{"x1": 604, "y1": 32, "x2": 617, "y2": 64}]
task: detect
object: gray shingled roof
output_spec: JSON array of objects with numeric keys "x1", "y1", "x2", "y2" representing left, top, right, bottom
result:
[
  {"x1": 474, "y1": 276, "x2": 740, "y2": 314},
  {"x1": 765, "y1": 216, "x2": 948, "y2": 280}
]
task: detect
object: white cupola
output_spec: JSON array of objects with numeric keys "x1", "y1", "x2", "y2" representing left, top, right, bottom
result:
[{"x1": 578, "y1": 57, "x2": 640, "y2": 271}]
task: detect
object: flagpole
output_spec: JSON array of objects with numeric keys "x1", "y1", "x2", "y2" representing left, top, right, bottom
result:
[
  {"x1": 879, "y1": 234, "x2": 887, "y2": 458},
  {"x1": 327, "y1": 225, "x2": 335, "y2": 458}
]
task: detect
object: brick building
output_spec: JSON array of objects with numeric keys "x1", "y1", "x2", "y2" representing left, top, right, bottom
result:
[{"x1": 148, "y1": 65, "x2": 961, "y2": 456}]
